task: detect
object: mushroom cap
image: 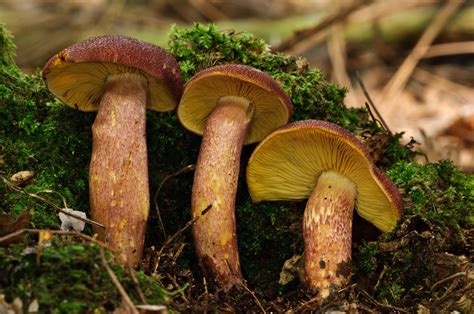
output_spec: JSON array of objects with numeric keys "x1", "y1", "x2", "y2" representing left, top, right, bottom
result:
[
  {"x1": 42, "y1": 35, "x2": 182, "y2": 112},
  {"x1": 177, "y1": 64, "x2": 293, "y2": 145},
  {"x1": 247, "y1": 120, "x2": 403, "y2": 232}
]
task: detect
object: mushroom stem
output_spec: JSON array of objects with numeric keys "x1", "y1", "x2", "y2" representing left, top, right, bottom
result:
[
  {"x1": 192, "y1": 95, "x2": 253, "y2": 290},
  {"x1": 303, "y1": 170, "x2": 356, "y2": 298},
  {"x1": 89, "y1": 73, "x2": 149, "y2": 267}
]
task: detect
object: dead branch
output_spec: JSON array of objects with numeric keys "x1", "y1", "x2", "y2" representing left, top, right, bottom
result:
[
  {"x1": 0, "y1": 228, "x2": 113, "y2": 251},
  {"x1": 152, "y1": 204, "x2": 211, "y2": 274},
  {"x1": 153, "y1": 164, "x2": 195, "y2": 240},
  {"x1": 100, "y1": 247, "x2": 139, "y2": 314},
  {"x1": 1, "y1": 175, "x2": 106, "y2": 232},
  {"x1": 380, "y1": 0, "x2": 463, "y2": 102}
]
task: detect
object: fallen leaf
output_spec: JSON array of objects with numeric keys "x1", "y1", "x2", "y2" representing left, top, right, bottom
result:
[
  {"x1": 10, "y1": 171, "x2": 34, "y2": 186},
  {"x1": 0, "y1": 211, "x2": 29, "y2": 246}
]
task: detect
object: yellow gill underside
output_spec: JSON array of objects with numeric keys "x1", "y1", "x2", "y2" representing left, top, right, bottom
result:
[
  {"x1": 178, "y1": 75, "x2": 289, "y2": 145},
  {"x1": 247, "y1": 126, "x2": 399, "y2": 232},
  {"x1": 45, "y1": 61, "x2": 176, "y2": 112}
]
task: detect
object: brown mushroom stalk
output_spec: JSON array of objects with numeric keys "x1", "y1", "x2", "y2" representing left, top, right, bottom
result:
[
  {"x1": 177, "y1": 64, "x2": 292, "y2": 290},
  {"x1": 192, "y1": 96, "x2": 253, "y2": 288},
  {"x1": 303, "y1": 171, "x2": 356, "y2": 298},
  {"x1": 89, "y1": 73, "x2": 149, "y2": 266}
]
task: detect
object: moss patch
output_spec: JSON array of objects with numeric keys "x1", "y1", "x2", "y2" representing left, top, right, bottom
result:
[
  {"x1": 0, "y1": 237, "x2": 172, "y2": 313},
  {"x1": 352, "y1": 160, "x2": 473, "y2": 308}
]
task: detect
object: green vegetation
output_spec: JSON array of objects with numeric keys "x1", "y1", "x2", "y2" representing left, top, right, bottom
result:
[
  {"x1": 1, "y1": 22, "x2": 472, "y2": 310},
  {"x1": 352, "y1": 160, "x2": 473, "y2": 305},
  {"x1": 0, "y1": 24, "x2": 93, "y2": 228},
  {"x1": 0, "y1": 238, "x2": 172, "y2": 313},
  {"x1": 389, "y1": 160, "x2": 473, "y2": 231}
]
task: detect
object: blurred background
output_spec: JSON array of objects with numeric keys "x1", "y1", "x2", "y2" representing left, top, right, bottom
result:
[{"x1": 1, "y1": 0, "x2": 473, "y2": 171}]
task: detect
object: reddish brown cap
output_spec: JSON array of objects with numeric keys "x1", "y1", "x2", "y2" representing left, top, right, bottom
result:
[
  {"x1": 247, "y1": 120, "x2": 403, "y2": 232},
  {"x1": 42, "y1": 35, "x2": 182, "y2": 112},
  {"x1": 177, "y1": 64, "x2": 293, "y2": 145}
]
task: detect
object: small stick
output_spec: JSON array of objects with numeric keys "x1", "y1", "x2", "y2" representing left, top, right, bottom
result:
[
  {"x1": 128, "y1": 266, "x2": 148, "y2": 305},
  {"x1": 360, "y1": 289, "x2": 409, "y2": 313},
  {"x1": 432, "y1": 282, "x2": 473, "y2": 308},
  {"x1": 203, "y1": 277, "x2": 209, "y2": 314},
  {"x1": 430, "y1": 272, "x2": 467, "y2": 293},
  {"x1": 242, "y1": 283, "x2": 266, "y2": 314},
  {"x1": 152, "y1": 204, "x2": 212, "y2": 274},
  {"x1": 153, "y1": 164, "x2": 195, "y2": 240},
  {"x1": 0, "y1": 228, "x2": 113, "y2": 251},
  {"x1": 99, "y1": 247, "x2": 139, "y2": 314},
  {"x1": 1, "y1": 176, "x2": 106, "y2": 232},
  {"x1": 381, "y1": 0, "x2": 463, "y2": 102},
  {"x1": 423, "y1": 41, "x2": 474, "y2": 58},
  {"x1": 355, "y1": 73, "x2": 392, "y2": 134}
]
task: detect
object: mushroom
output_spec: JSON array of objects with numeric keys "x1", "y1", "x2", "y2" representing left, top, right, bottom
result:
[
  {"x1": 177, "y1": 64, "x2": 292, "y2": 289},
  {"x1": 246, "y1": 120, "x2": 403, "y2": 298},
  {"x1": 42, "y1": 35, "x2": 182, "y2": 267}
]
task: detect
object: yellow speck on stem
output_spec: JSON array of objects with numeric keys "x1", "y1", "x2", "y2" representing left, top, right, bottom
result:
[
  {"x1": 119, "y1": 219, "x2": 126, "y2": 230},
  {"x1": 109, "y1": 171, "x2": 116, "y2": 183},
  {"x1": 220, "y1": 231, "x2": 232, "y2": 246},
  {"x1": 110, "y1": 199, "x2": 117, "y2": 207},
  {"x1": 111, "y1": 107, "x2": 116, "y2": 127}
]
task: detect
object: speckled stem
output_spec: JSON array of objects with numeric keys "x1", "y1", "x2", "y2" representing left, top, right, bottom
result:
[
  {"x1": 89, "y1": 73, "x2": 149, "y2": 267},
  {"x1": 192, "y1": 96, "x2": 253, "y2": 290},
  {"x1": 303, "y1": 171, "x2": 356, "y2": 298}
]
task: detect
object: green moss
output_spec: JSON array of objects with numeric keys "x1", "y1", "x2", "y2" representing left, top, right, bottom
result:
[
  {"x1": 0, "y1": 25, "x2": 93, "y2": 227},
  {"x1": 0, "y1": 238, "x2": 171, "y2": 313},
  {"x1": 169, "y1": 23, "x2": 362, "y2": 131},
  {"x1": 352, "y1": 160, "x2": 473, "y2": 306},
  {"x1": 388, "y1": 160, "x2": 473, "y2": 233},
  {"x1": 0, "y1": 23, "x2": 15, "y2": 66}
]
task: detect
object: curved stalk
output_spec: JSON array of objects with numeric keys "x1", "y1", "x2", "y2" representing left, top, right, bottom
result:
[
  {"x1": 192, "y1": 95, "x2": 253, "y2": 290},
  {"x1": 303, "y1": 170, "x2": 356, "y2": 298},
  {"x1": 89, "y1": 73, "x2": 149, "y2": 267}
]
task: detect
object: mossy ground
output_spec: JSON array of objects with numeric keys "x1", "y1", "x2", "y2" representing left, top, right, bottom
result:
[{"x1": 1, "y1": 23, "x2": 472, "y2": 312}]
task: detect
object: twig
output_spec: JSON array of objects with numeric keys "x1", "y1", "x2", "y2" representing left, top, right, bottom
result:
[
  {"x1": 431, "y1": 282, "x2": 473, "y2": 308},
  {"x1": 328, "y1": 21, "x2": 358, "y2": 107},
  {"x1": 359, "y1": 289, "x2": 409, "y2": 313},
  {"x1": 1, "y1": 175, "x2": 106, "y2": 232},
  {"x1": 153, "y1": 164, "x2": 195, "y2": 240},
  {"x1": 152, "y1": 204, "x2": 212, "y2": 274},
  {"x1": 0, "y1": 228, "x2": 113, "y2": 251},
  {"x1": 128, "y1": 266, "x2": 148, "y2": 305},
  {"x1": 276, "y1": 0, "x2": 365, "y2": 54},
  {"x1": 242, "y1": 283, "x2": 266, "y2": 314},
  {"x1": 380, "y1": 0, "x2": 463, "y2": 102},
  {"x1": 355, "y1": 73, "x2": 392, "y2": 134},
  {"x1": 430, "y1": 272, "x2": 467, "y2": 293},
  {"x1": 99, "y1": 247, "x2": 139, "y2": 314},
  {"x1": 203, "y1": 277, "x2": 209, "y2": 314},
  {"x1": 423, "y1": 41, "x2": 474, "y2": 58},
  {"x1": 412, "y1": 68, "x2": 472, "y2": 99},
  {"x1": 188, "y1": 0, "x2": 228, "y2": 21}
]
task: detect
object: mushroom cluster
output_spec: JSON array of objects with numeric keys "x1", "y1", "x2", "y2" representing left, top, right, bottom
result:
[
  {"x1": 42, "y1": 34, "x2": 403, "y2": 298},
  {"x1": 43, "y1": 35, "x2": 182, "y2": 267},
  {"x1": 247, "y1": 120, "x2": 403, "y2": 298}
]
